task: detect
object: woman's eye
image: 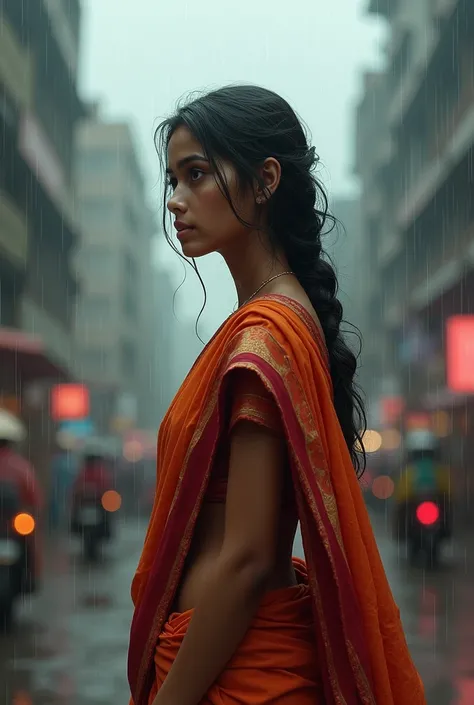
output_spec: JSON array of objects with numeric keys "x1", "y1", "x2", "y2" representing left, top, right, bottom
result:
[
  {"x1": 167, "y1": 177, "x2": 177, "y2": 191},
  {"x1": 189, "y1": 168, "x2": 204, "y2": 182}
]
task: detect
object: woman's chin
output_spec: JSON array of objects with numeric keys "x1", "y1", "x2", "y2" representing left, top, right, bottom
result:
[{"x1": 179, "y1": 240, "x2": 212, "y2": 258}]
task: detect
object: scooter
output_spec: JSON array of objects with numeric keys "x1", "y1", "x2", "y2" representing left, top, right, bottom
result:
[
  {"x1": 71, "y1": 487, "x2": 113, "y2": 562},
  {"x1": 405, "y1": 494, "x2": 450, "y2": 568},
  {"x1": 0, "y1": 481, "x2": 37, "y2": 630}
]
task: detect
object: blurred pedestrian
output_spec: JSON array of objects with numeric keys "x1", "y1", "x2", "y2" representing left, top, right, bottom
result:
[
  {"x1": 72, "y1": 437, "x2": 114, "y2": 498},
  {"x1": 0, "y1": 409, "x2": 43, "y2": 514},
  {"x1": 49, "y1": 446, "x2": 79, "y2": 530},
  {"x1": 128, "y1": 86, "x2": 425, "y2": 705}
]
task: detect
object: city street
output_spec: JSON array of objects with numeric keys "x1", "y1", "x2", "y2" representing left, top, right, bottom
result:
[{"x1": 0, "y1": 512, "x2": 473, "y2": 705}]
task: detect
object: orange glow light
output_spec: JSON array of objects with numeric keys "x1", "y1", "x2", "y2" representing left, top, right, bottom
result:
[
  {"x1": 380, "y1": 428, "x2": 401, "y2": 451},
  {"x1": 361, "y1": 429, "x2": 383, "y2": 453},
  {"x1": 101, "y1": 490, "x2": 122, "y2": 513},
  {"x1": 123, "y1": 439, "x2": 144, "y2": 462},
  {"x1": 13, "y1": 512, "x2": 35, "y2": 536},
  {"x1": 372, "y1": 475, "x2": 395, "y2": 500}
]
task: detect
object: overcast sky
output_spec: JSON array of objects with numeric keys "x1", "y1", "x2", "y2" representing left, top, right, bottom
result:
[{"x1": 79, "y1": 0, "x2": 385, "y2": 340}]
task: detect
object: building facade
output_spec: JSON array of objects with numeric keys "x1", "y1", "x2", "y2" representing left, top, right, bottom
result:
[
  {"x1": 356, "y1": 0, "x2": 474, "y2": 513},
  {"x1": 0, "y1": 0, "x2": 84, "y2": 483},
  {"x1": 74, "y1": 115, "x2": 157, "y2": 434}
]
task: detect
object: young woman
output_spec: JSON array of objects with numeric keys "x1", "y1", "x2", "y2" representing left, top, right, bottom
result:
[{"x1": 128, "y1": 85, "x2": 425, "y2": 705}]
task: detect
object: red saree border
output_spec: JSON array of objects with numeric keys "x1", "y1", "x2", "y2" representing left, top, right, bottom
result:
[
  {"x1": 257, "y1": 293, "x2": 327, "y2": 355},
  {"x1": 128, "y1": 324, "x2": 375, "y2": 705}
]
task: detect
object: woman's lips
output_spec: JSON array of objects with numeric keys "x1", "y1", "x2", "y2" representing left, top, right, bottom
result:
[{"x1": 176, "y1": 226, "x2": 195, "y2": 241}]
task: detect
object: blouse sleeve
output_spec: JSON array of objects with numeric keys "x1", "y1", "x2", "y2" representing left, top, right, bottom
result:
[{"x1": 228, "y1": 368, "x2": 283, "y2": 435}]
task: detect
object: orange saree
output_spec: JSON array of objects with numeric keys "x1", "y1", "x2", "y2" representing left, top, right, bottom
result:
[{"x1": 128, "y1": 294, "x2": 425, "y2": 705}]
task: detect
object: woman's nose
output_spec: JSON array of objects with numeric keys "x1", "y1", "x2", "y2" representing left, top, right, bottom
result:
[{"x1": 167, "y1": 187, "x2": 187, "y2": 216}]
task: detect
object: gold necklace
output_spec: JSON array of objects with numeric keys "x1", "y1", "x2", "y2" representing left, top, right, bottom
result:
[{"x1": 239, "y1": 271, "x2": 294, "y2": 309}]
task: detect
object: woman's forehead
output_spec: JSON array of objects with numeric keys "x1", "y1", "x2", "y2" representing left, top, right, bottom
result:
[{"x1": 168, "y1": 126, "x2": 204, "y2": 165}]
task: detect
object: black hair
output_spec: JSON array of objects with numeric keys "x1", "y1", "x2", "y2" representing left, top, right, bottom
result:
[{"x1": 155, "y1": 84, "x2": 367, "y2": 475}]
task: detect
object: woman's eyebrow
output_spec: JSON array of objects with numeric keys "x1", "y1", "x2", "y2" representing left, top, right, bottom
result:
[{"x1": 166, "y1": 154, "x2": 209, "y2": 174}]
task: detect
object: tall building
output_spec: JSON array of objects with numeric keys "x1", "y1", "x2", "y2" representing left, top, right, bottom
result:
[
  {"x1": 0, "y1": 1, "x2": 83, "y2": 481},
  {"x1": 74, "y1": 114, "x2": 156, "y2": 434},
  {"x1": 356, "y1": 0, "x2": 474, "y2": 510}
]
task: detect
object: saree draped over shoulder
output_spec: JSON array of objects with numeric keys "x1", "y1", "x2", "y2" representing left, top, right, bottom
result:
[{"x1": 128, "y1": 295, "x2": 425, "y2": 705}]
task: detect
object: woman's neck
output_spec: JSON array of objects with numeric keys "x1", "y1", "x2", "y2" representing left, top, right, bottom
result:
[{"x1": 222, "y1": 234, "x2": 291, "y2": 307}]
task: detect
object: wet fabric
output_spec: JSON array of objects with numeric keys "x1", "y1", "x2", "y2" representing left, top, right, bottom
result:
[
  {"x1": 148, "y1": 559, "x2": 323, "y2": 705},
  {"x1": 128, "y1": 294, "x2": 426, "y2": 705}
]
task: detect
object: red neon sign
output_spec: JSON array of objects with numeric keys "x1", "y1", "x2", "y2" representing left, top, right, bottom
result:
[
  {"x1": 51, "y1": 384, "x2": 89, "y2": 421},
  {"x1": 446, "y1": 316, "x2": 474, "y2": 393}
]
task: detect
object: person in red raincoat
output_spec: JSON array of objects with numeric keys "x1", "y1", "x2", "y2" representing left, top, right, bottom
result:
[
  {"x1": 0, "y1": 409, "x2": 43, "y2": 586},
  {"x1": 71, "y1": 437, "x2": 114, "y2": 537}
]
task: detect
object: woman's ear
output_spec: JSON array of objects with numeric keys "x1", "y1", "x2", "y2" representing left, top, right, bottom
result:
[{"x1": 255, "y1": 157, "x2": 281, "y2": 203}]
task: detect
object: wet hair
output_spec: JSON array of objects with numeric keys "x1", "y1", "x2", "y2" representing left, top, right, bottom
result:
[{"x1": 156, "y1": 84, "x2": 366, "y2": 475}]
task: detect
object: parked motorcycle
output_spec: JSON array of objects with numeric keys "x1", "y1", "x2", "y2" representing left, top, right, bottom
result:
[{"x1": 71, "y1": 485, "x2": 117, "y2": 562}]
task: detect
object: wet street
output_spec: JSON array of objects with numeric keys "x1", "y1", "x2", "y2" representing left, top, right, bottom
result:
[{"x1": 0, "y1": 512, "x2": 473, "y2": 705}]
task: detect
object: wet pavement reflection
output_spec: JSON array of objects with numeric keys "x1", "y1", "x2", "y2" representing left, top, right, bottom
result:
[
  {"x1": 0, "y1": 519, "x2": 144, "y2": 704},
  {"x1": 0, "y1": 512, "x2": 472, "y2": 704}
]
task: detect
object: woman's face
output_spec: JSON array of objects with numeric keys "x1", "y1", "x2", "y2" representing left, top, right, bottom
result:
[{"x1": 166, "y1": 126, "x2": 257, "y2": 258}]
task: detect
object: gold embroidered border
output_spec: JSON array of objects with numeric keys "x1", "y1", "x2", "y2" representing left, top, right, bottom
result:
[
  {"x1": 227, "y1": 326, "x2": 346, "y2": 555},
  {"x1": 346, "y1": 640, "x2": 377, "y2": 705}
]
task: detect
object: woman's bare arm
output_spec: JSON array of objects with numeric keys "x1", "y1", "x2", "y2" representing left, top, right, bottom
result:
[{"x1": 151, "y1": 373, "x2": 285, "y2": 705}]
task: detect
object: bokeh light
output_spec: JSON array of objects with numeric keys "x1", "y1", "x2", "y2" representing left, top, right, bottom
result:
[
  {"x1": 380, "y1": 428, "x2": 401, "y2": 451},
  {"x1": 431, "y1": 410, "x2": 450, "y2": 438},
  {"x1": 416, "y1": 501, "x2": 439, "y2": 526},
  {"x1": 13, "y1": 513, "x2": 36, "y2": 536},
  {"x1": 123, "y1": 439, "x2": 144, "y2": 462},
  {"x1": 56, "y1": 429, "x2": 80, "y2": 451},
  {"x1": 101, "y1": 490, "x2": 122, "y2": 512},
  {"x1": 372, "y1": 475, "x2": 395, "y2": 500},
  {"x1": 361, "y1": 429, "x2": 383, "y2": 453}
]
